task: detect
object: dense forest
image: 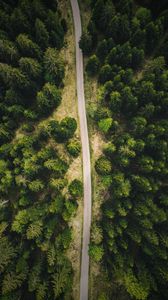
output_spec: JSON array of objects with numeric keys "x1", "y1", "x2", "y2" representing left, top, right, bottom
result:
[
  {"x1": 80, "y1": 0, "x2": 168, "y2": 299},
  {"x1": 0, "y1": 0, "x2": 82, "y2": 299}
]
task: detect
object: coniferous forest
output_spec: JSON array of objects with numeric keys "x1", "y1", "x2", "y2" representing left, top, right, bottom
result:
[
  {"x1": 80, "y1": 0, "x2": 168, "y2": 299},
  {"x1": 0, "y1": 0, "x2": 83, "y2": 299},
  {"x1": 1, "y1": 0, "x2": 168, "y2": 299}
]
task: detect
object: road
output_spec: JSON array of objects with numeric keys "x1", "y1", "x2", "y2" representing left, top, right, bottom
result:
[{"x1": 70, "y1": 1, "x2": 92, "y2": 299}]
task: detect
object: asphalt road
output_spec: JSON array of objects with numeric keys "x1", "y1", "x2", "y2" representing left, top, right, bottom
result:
[{"x1": 70, "y1": 1, "x2": 92, "y2": 299}]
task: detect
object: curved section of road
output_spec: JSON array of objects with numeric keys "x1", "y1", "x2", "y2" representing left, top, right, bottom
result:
[{"x1": 70, "y1": 1, "x2": 92, "y2": 299}]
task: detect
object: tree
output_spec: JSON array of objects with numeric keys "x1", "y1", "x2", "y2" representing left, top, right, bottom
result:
[
  {"x1": 146, "y1": 22, "x2": 160, "y2": 54},
  {"x1": 44, "y1": 158, "x2": 68, "y2": 177},
  {"x1": 35, "y1": 18, "x2": 49, "y2": 49},
  {"x1": 79, "y1": 32, "x2": 93, "y2": 55},
  {"x1": 44, "y1": 47, "x2": 64, "y2": 85},
  {"x1": 26, "y1": 221, "x2": 42, "y2": 240},
  {"x1": 116, "y1": 0, "x2": 133, "y2": 18},
  {"x1": 131, "y1": 117, "x2": 147, "y2": 135},
  {"x1": 99, "y1": 64, "x2": 112, "y2": 84},
  {"x1": 92, "y1": 0, "x2": 105, "y2": 26},
  {"x1": 50, "y1": 117, "x2": 77, "y2": 142},
  {"x1": 28, "y1": 179, "x2": 44, "y2": 192},
  {"x1": 111, "y1": 172, "x2": 131, "y2": 198},
  {"x1": 5, "y1": 88, "x2": 22, "y2": 105},
  {"x1": 94, "y1": 106, "x2": 111, "y2": 121},
  {"x1": 0, "y1": 63, "x2": 29, "y2": 90},
  {"x1": 96, "y1": 39, "x2": 109, "y2": 61},
  {"x1": 103, "y1": 143, "x2": 116, "y2": 157},
  {"x1": 91, "y1": 223, "x2": 103, "y2": 244},
  {"x1": 68, "y1": 179, "x2": 83, "y2": 198},
  {"x1": 135, "y1": 7, "x2": 151, "y2": 28},
  {"x1": 45, "y1": 10, "x2": 64, "y2": 49},
  {"x1": 131, "y1": 47, "x2": 144, "y2": 70},
  {"x1": 49, "y1": 178, "x2": 67, "y2": 192},
  {"x1": 138, "y1": 156, "x2": 154, "y2": 173},
  {"x1": 0, "y1": 39, "x2": 19, "y2": 64},
  {"x1": 86, "y1": 54, "x2": 100, "y2": 76},
  {"x1": 12, "y1": 209, "x2": 29, "y2": 233},
  {"x1": 98, "y1": 118, "x2": 113, "y2": 134},
  {"x1": 89, "y1": 244, "x2": 104, "y2": 262},
  {"x1": 131, "y1": 25, "x2": 146, "y2": 50},
  {"x1": 52, "y1": 264, "x2": 72, "y2": 298},
  {"x1": 19, "y1": 57, "x2": 42, "y2": 80},
  {"x1": 131, "y1": 175, "x2": 152, "y2": 192},
  {"x1": 16, "y1": 34, "x2": 41, "y2": 59},
  {"x1": 109, "y1": 14, "x2": 130, "y2": 44},
  {"x1": 98, "y1": 1, "x2": 116, "y2": 35},
  {"x1": 37, "y1": 83, "x2": 61, "y2": 115},
  {"x1": 109, "y1": 91, "x2": 122, "y2": 113},
  {"x1": 121, "y1": 86, "x2": 138, "y2": 114},
  {"x1": 63, "y1": 200, "x2": 78, "y2": 221},
  {"x1": 95, "y1": 156, "x2": 112, "y2": 175},
  {"x1": 10, "y1": 7, "x2": 30, "y2": 37},
  {"x1": 66, "y1": 139, "x2": 81, "y2": 157},
  {"x1": 0, "y1": 233, "x2": 16, "y2": 273}
]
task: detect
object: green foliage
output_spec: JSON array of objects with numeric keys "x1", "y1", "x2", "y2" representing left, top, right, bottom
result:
[
  {"x1": 88, "y1": 1, "x2": 168, "y2": 299},
  {"x1": 91, "y1": 223, "x2": 103, "y2": 244},
  {"x1": 16, "y1": 34, "x2": 41, "y2": 59},
  {"x1": 95, "y1": 156, "x2": 112, "y2": 175},
  {"x1": 26, "y1": 221, "x2": 42, "y2": 239},
  {"x1": 48, "y1": 117, "x2": 77, "y2": 142},
  {"x1": 79, "y1": 31, "x2": 93, "y2": 55},
  {"x1": 124, "y1": 270, "x2": 151, "y2": 300},
  {"x1": 111, "y1": 172, "x2": 131, "y2": 198},
  {"x1": 28, "y1": 179, "x2": 44, "y2": 192},
  {"x1": 35, "y1": 18, "x2": 49, "y2": 49},
  {"x1": 44, "y1": 158, "x2": 68, "y2": 177},
  {"x1": 135, "y1": 7, "x2": 151, "y2": 28},
  {"x1": 0, "y1": 39, "x2": 19, "y2": 64},
  {"x1": 0, "y1": 63, "x2": 29, "y2": 90},
  {"x1": 12, "y1": 209, "x2": 29, "y2": 233},
  {"x1": 44, "y1": 47, "x2": 64, "y2": 85},
  {"x1": 110, "y1": 91, "x2": 122, "y2": 113},
  {"x1": 37, "y1": 82, "x2": 61, "y2": 115},
  {"x1": 0, "y1": 234, "x2": 16, "y2": 273},
  {"x1": 49, "y1": 178, "x2": 68, "y2": 191},
  {"x1": 99, "y1": 64, "x2": 112, "y2": 84},
  {"x1": 52, "y1": 264, "x2": 72, "y2": 298},
  {"x1": 89, "y1": 243, "x2": 104, "y2": 262},
  {"x1": 66, "y1": 139, "x2": 81, "y2": 157},
  {"x1": 0, "y1": 2, "x2": 74, "y2": 298},
  {"x1": 19, "y1": 57, "x2": 42, "y2": 80},
  {"x1": 68, "y1": 179, "x2": 83, "y2": 198},
  {"x1": 86, "y1": 54, "x2": 100, "y2": 76},
  {"x1": 98, "y1": 118, "x2": 113, "y2": 134}
]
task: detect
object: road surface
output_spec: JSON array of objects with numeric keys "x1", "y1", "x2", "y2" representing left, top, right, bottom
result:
[{"x1": 70, "y1": 1, "x2": 92, "y2": 299}]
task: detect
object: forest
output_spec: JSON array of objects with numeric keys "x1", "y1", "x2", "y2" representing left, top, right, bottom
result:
[
  {"x1": 0, "y1": 0, "x2": 82, "y2": 299},
  {"x1": 80, "y1": 0, "x2": 168, "y2": 299}
]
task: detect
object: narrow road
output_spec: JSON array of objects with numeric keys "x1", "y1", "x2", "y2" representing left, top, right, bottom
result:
[{"x1": 70, "y1": 1, "x2": 92, "y2": 299}]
